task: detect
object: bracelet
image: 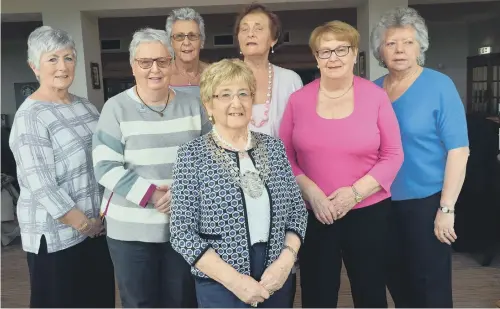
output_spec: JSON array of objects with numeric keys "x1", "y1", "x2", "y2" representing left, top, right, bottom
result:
[
  {"x1": 351, "y1": 185, "x2": 363, "y2": 203},
  {"x1": 77, "y1": 220, "x2": 92, "y2": 234},
  {"x1": 283, "y1": 245, "x2": 298, "y2": 261}
]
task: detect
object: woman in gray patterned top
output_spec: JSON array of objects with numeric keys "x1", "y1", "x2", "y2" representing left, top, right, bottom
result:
[{"x1": 8, "y1": 26, "x2": 115, "y2": 308}]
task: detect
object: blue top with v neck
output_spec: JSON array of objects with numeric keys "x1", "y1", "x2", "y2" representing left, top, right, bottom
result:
[{"x1": 374, "y1": 68, "x2": 468, "y2": 201}]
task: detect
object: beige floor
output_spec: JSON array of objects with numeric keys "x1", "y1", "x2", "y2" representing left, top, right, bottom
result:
[{"x1": 1, "y1": 239, "x2": 499, "y2": 308}]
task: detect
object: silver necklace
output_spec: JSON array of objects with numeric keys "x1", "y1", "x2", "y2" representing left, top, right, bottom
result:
[
  {"x1": 210, "y1": 130, "x2": 267, "y2": 199},
  {"x1": 175, "y1": 62, "x2": 200, "y2": 86}
]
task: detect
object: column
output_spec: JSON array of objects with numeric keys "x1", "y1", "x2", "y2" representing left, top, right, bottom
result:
[
  {"x1": 42, "y1": 9, "x2": 105, "y2": 110},
  {"x1": 357, "y1": 0, "x2": 408, "y2": 80}
]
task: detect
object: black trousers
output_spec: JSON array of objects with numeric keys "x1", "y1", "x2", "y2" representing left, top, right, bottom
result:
[
  {"x1": 388, "y1": 192, "x2": 453, "y2": 308},
  {"x1": 107, "y1": 237, "x2": 197, "y2": 308},
  {"x1": 195, "y1": 242, "x2": 293, "y2": 308},
  {"x1": 300, "y1": 198, "x2": 390, "y2": 308},
  {"x1": 27, "y1": 235, "x2": 115, "y2": 308}
]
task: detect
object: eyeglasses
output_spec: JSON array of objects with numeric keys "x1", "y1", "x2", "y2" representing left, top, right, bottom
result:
[
  {"x1": 212, "y1": 91, "x2": 253, "y2": 102},
  {"x1": 316, "y1": 46, "x2": 352, "y2": 59},
  {"x1": 134, "y1": 57, "x2": 172, "y2": 69},
  {"x1": 172, "y1": 33, "x2": 201, "y2": 42}
]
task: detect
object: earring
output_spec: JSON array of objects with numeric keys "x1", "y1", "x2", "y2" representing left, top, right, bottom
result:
[
  {"x1": 209, "y1": 115, "x2": 214, "y2": 123},
  {"x1": 271, "y1": 46, "x2": 274, "y2": 54},
  {"x1": 239, "y1": 51, "x2": 242, "y2": 55}
]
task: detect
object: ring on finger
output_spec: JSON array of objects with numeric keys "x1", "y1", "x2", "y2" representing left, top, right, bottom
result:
[{"x1": 251, "y1": 302, "x2": 258, "y2": 307}]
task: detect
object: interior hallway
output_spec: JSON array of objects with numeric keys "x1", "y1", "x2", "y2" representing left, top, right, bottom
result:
[{"x1": 1, "y1": 239, "x2": 499, "y2": 308}]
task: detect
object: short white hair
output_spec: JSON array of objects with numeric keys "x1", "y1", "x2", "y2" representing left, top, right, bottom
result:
[
  {"x1": 370, "y1": 7, "x2": 429, "y2": 67},
  {"x1": 165, "y1": 7, "x2": 206, "y2": 49},
  {"x1": 27, "y1": 26, "x2": 77, "y2": 69},
  {"x1": 129, "y1": 28, "x2": 171, "y2": 65}
]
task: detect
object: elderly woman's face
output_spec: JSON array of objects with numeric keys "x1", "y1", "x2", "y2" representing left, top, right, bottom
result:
[
  {"x1": 315, "y1": 36, "x2": 357, "y2": 81},
  {"x1": 31, "y1": 48, "x2": 75, "y2": 90},
  {"x1": 381, "y1": 26, "x2": 420, "y2": 72},
  {"x1": 132, "y1": 41, "x2": 172, "y2": 91},
  {"x1": 238, "y1": 12, "x2": 277, "y2": 57},
  {"x1": 171, "y1": 20, "x2": 202, "y2": 63},
  {"x1": 206, "y1": 78, "x2": 253, "y2": 131}
]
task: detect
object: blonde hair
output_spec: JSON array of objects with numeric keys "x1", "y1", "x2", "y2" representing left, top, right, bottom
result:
[
  {"x1": 199, "y1": 58, "x2": 256, "y2": 105},
  {"x1": 309, "y1": 20, "x2": 360, "y2": 54}
]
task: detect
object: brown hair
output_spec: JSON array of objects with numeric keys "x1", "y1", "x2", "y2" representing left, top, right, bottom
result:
[
  {"x1": 309, "y1": 20, "x2": 360, "y2": 54},
  {"x1": 234, "y1": 2, "x2": 282, "y2": 42}
]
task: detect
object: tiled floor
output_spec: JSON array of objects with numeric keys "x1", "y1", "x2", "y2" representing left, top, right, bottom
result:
[{"x1": 2, "y1": 238, "x2": 499, "y2": 308}]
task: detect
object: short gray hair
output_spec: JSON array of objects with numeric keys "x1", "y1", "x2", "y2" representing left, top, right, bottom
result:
[
  {"x1": 165, "y1": 7, "x2": 206, "y2": 48},
  {"x1": 27, "y1": 26, "x2": 77, "y2": 69},
  {"x1": 129, "y1": 28, "x2": 171, "y2": 65},
  {"x1": 370, "y1": 7, "x2": 429, "y2": 67}
]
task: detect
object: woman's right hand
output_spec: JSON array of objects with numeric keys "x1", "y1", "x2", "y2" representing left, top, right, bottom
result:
[
  {"x1": 308, "y1": 189, "x2": 336, "y2": 225},
  {"x1": 151, "y1": 185, "x2": 172, "y2": 213},
  {"x1": 227, "y1": 274, "x2": 270, "y2": 306}
]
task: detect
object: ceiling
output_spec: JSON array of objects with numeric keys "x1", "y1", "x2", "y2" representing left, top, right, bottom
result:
[{"x1": 1, "y1": 0, "x2": 498, "y2": 22}]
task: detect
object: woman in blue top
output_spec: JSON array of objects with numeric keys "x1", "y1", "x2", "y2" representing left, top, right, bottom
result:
[{"x1": 370, "y1": 7, "x2": 469, "y2": 308}]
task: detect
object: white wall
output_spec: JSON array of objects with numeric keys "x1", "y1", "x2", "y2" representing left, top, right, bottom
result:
[{"x1": 1, "y1": 39, "x2": 37, "y2": 127}]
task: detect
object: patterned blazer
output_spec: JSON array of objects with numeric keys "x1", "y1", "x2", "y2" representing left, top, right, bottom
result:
[{"x1": 171, "y1": 132, "x2": 307, "y2": 279}]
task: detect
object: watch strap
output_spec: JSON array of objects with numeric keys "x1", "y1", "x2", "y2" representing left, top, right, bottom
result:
[{"x1": 439, "y1": 206, "x2": 455, "y2": 214}]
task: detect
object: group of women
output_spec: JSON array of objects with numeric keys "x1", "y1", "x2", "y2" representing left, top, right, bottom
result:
[{"x1": 9, "y1": 2, "x2": 469, "y2": 308}]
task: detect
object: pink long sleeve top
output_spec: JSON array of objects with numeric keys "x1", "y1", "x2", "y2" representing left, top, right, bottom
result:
[{"x1": 279, "y1": 77, "x2": 404, "y2": 210}]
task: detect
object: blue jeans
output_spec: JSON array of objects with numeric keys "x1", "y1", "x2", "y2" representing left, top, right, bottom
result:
[
  {"x1": 195, "y1": 242, "x2": 293, "y2": 308},
  {"x1": 107, "y1": 238, "x2": 197, "y2": 308}
]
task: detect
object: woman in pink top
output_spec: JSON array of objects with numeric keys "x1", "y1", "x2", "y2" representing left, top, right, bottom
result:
[{"x1": 279, "y1": 21, "x2": 404, "y2": 308}]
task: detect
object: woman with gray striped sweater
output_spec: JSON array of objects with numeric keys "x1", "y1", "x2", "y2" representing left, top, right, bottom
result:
[{"x1": 92, "y1": 28, "x2": 211, "y2": 308}]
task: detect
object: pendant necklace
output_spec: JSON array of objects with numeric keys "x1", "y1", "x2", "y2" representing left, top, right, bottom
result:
[{"x1": 135, "y1": 87, "x2": 170, "y2": 117}]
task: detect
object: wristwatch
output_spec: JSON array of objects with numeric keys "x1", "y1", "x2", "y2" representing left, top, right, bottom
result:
[
  {"x1": 351, "y1": 186, "x2": 363, "y2": 203},
  {"x1": 439, "y1": 206, "x2": 455, "y2": 214}
]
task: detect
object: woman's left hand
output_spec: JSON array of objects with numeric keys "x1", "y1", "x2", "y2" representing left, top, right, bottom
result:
[
  {"x1": 434, "y1": 210, "x2": 457, "y2": 245},
  {"x1": 259, "y1": 252, "x2": 294, "y2": 295},
  {"x1": 328, "y1": 187, "x2": 357, "y2": 220}
]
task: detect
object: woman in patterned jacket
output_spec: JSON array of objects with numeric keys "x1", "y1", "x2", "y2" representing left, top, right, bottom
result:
[{"x1": 170, "y1": 58, "x2": 308, "y2": 308}]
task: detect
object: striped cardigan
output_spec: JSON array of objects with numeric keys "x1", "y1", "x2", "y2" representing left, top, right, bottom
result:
[{"x1": 92, "y1": 87, "x2": 211, "y2": 243}]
